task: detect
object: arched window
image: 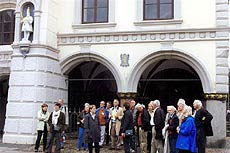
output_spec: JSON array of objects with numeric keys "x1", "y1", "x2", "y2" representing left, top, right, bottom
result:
[
  {"x1": 0, "y1": 10, "x2": 15, "y2": 45},
  {"x1": 144, "y1": 0, "x2": 174, "y2": 20},
  {"x1": 82, "y1": 0, "x2": 108, "y2": 23}
]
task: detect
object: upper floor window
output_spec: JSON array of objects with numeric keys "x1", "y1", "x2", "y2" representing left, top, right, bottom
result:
[
  {"x1": 82, "y1": 0, "x2": 108, "y2": 23},
  {"x1": 144, "y1": 0, "x2": 173, "y2": 20},
  {"x1": 0, "y1": 10, "x2": 15, "y2": 45}
]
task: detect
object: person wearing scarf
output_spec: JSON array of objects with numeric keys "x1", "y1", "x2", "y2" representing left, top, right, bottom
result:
[
  {"x1": 34, "y1": 103, "x2": 50, "y2": 152},
  {"x1": 45, "y1": 103, "x2": 65, "y2": 153}
]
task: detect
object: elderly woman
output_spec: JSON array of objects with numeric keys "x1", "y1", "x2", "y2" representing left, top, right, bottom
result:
[
  {"x1": 164, "y1": 106, "x2": 179, "y2": 153},
  {"x1": 84, "y1": 105, "x2": 101, "y2": 153},
  {"x1": 177, "y1": 99, "x2": 187, "y2": 126},
  {"x1": 176, "y1": 106, "x2": 196, "y2": 153}
]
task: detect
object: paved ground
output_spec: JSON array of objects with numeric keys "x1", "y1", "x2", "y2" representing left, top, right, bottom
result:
[{"x1": 0, "y1": 138, "x2": 230, "y2": 153}]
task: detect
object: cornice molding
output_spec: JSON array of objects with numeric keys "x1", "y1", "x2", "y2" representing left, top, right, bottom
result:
[{"x1": 57, "y1": 28, "x2": 230, "y2": 46}]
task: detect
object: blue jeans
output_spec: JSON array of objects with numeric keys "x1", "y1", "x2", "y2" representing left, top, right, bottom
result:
[
  {"x1": 77, "y1": 127, "x2": 88, "y2": 149},
  {"x1": 169, "y1": 135, "x2": 178, "y2": 153}
]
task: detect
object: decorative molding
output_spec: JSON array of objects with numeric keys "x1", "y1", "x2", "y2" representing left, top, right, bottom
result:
[
  {"x1": 72, "y1": 22, "x2": 117, "y2": 29},
  {"x1": 204, "y1": 93, "x2": 228, "y2": 101},
  {"x1": 134, "y1": 19, "x2": 183, "y2": 26},
  {"x1": 12, "y1": 43, "x2": 59, "y2": 53},
  {"x1": 58, "y1": 28, "x2": 230, "y2": 45},
  {"x1": 117, "y1": 92, "x2": 137, "y2": 99}
]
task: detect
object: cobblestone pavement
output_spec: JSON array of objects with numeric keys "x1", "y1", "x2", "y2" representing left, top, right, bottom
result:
[{"x1": 0, "y1": 139, "x2": 230, "y2": 153}]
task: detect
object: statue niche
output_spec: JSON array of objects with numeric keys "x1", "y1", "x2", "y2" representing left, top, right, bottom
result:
[{"x1": 21, "y1": 5, "x2": 34, "y2": 42}]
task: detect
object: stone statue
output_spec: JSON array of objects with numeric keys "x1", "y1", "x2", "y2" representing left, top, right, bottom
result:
[{"x1": 21, "y1": 7, "x2": 33, "y2": 41}]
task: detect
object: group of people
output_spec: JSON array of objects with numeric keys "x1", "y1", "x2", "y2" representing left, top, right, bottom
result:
[
  {"x1": 77, "y1": 98, "x2": 213, "y2": 153},
  {"x1": 34, "y1": 99, "x2": 69, "y2": 153}
]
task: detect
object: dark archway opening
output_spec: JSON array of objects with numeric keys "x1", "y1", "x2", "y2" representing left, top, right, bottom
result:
[
  {"x1": 68, "y1": 61, "x2": 118, "y2": 112},
  {"x1": 137, "y1": 59, "x2": 204, "y2": 111},
  {"x1": 0, "y1": 76, "x2": 9, "y2": 140}
]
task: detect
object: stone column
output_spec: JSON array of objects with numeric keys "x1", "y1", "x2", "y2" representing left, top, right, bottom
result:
[
  {"x1": 3, "y1": 44, "x2": 68, "y2": 144},
  {"x1": 117, "y1": 92, "x2": 137, "y2": 106},
  {"x1": 204, "y1": 93, "x2": 228, "y2": 148},
  {"x1": 32, "y1": 10, "x2": 41, "y2": 44},
  {"x1": 13, "y1": 11, "x2": 21, "y2": 44}
]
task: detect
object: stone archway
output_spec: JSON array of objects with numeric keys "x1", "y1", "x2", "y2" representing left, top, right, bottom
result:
[
  {"x1": 127, "y1": 49, "x2": 213, "y2": 94},
  {"x1": 0, "y1": 76, "x2": 9, "y2": 140},
  {"x1": 60, "y1": 52, "x2": 124, "y2": 92}
]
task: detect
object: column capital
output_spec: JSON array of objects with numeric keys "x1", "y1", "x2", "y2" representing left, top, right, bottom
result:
[
  {"x1": 117, "y1": 92, "x2": 137, "y2": 99},
  {"x1": 204, "y1": 93, "x2": 228, "y2": 101}
]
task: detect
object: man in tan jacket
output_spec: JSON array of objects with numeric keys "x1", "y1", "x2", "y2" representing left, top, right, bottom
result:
[{"x1": 109, "y1": 99, "x2": 123, "y2": 150}]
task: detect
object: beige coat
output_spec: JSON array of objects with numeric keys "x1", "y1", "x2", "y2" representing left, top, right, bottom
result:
[
  {"x1": 109, "y1": 107, "x2": 123, "y2": 136},
  {"x1": 36, "y1": 110, "x2": 50, "y2": 131}
]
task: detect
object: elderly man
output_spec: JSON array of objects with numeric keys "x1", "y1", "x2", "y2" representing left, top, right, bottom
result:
[
  {"x1": 150, "y1": 100, "x2": 165, "y2": 153},
  {"x1": 135, "y1": 103, "x2": 150, "y2": 153},
  {"x1": 109, "y1": 99, "x2": 123, "y2": 150},
  {"x1": 96, "y1": 101, "x2": 109, "y2": 147},
  {"x1": 193, "y1": 100, "x2": 213, "y2": 153}
]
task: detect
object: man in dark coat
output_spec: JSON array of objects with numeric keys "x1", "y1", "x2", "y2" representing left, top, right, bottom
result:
[
  {"x1": 193, "y1": 100, "x2": 213, "y2": 153},
  {"x1": 45, "y1": 103, "x2": 65, "y2": 153},
  {"x1": 84, "y1": 105, "x2": 101, "y2": 153},
  {"x1": 134, "y1": 103, "x2": 151, "y2": 153},
  {"x1": 150, "y1": 100, "x2": 165, "y2": 153}
]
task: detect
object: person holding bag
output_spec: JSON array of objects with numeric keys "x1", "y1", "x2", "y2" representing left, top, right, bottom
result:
[{"x1": 120, "y1": 102, "x2": 133, "y2": 153}]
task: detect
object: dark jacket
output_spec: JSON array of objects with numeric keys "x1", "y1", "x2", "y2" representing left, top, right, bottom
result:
[
  {"x1": 120, "y1": 109, "x2": 133, "y2": 134},
  {"x1": 135, "y1": 108, "x2": 151, "y2": 131},
  {"x1": 154, "y1": 107, "x2": 165, "y2": 140},
  {"x1": 48, "y1": 111, "x2": 65, "y2": 132},
  {"x1": 167, "y1": 113, "x2": 179, "y2": 137},
  {"x1": 77, "y1": 111, "x2": 88, "y2": 128},
  {"x1": 83, "y1": 113, "x2": 101, "y2": 143},
  {"x1": 194, "y1": 108, "x2": 213, "y2": 136}
]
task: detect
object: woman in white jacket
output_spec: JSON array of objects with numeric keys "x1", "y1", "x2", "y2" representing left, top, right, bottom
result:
[{"x1": 34, "y1": 103, "x2": 50, "y2": 152}]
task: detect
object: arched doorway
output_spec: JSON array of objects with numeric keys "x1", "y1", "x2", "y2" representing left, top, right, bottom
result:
[
  {"x1": 137, "y1": 59, "x2": 204, "y2": 110},
  {"x1": 68, "y1": 61, "x2": 118, "y2": 112},
  {"x1": 0, "y1": 76, "x2": 9, "y2": 140}
]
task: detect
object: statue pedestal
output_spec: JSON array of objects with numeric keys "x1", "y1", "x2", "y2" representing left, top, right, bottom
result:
[{"x1": 19, "y1": 41, "x2": 31, "y2": 58}]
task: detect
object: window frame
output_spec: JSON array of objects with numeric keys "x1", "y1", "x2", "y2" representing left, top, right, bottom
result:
[
  {"x1": 143, "y1": 0, "x2": 174, "y2": 20},
  {"x1": 82, "y1": 0, "x2": 109, "y2": 24},
  {"x1": 0, "y1": 9, "x2": 15, "y2": 45}
]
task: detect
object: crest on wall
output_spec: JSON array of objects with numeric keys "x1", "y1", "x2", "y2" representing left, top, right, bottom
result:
[{"x1": 120, "y1": 54, "x2": 129, "y2": 67}]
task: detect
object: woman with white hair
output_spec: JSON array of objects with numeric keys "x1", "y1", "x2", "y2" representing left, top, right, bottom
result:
[
  {"x1": 193, "y1": 100, "x2": 213, "y2": 153},
  {"x1": 164, "y1": 106, "x2": 179, "y2": 153},
  {"x1": 176, "y1": 106, "x2": 197, "y2": 153},
  {"x1": 177, "y1": 99, "x2": 186, "y2": 126}
]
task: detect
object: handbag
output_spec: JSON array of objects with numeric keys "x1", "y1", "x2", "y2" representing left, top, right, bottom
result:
[{"x1": 125, "y1": 129, "x2": 133, "y2": 136}]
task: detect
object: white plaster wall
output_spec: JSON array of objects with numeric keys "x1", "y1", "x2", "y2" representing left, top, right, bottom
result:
[
  {"x1": 56, "y1": 0, "x2": 216, "y2": 33},
  {"x1": 59, "y1": 41, "x2": 216, "y2": 92}
]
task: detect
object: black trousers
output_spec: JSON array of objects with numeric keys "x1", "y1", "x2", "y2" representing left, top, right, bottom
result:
[
  {"x1": 124, "y1": 136, "x2": 132, "y2": 153},
  {"x1": 147, "y1": 130, "x2": 152, "y2": 153},
  {"x1": 88, "y1": 142, "x2": 100, "y2": 153},
  {"x1": 196, "y1": 128, "x2": 206, "y2": 153},
  {"x1": 45, "y1": 130, "x2": 61, "y2": 153},
  {"x1": 178, "y1": 150, "x2": 191, "y2": 153},
  {"x1": 105, "y1": 122, "x2": 110, "y2": 145},
  {"x1": 35, "y1": 124, "x2": 48, "y2": 151}
]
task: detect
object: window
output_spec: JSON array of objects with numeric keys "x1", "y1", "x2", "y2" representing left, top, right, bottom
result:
[
  {"x1": 144, "y1": 0, "x2": 173, "y2": 20},
  {"x1": 82, "y1": 0, "x2": 108, "y2": 23},
  {"x1": 0, "y1": 10, "x2": 15, "y2": 45}
]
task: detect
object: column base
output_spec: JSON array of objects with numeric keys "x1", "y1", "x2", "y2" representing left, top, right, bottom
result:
[{"x1": 3, "y1": 133, "x2": 36, "y2": 144}]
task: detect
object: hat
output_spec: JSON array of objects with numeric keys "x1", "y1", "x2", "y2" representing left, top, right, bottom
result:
[
  {"x1": 41, "y1": 103, "x2": 48, "y2": 107},
  {"x1": 55, "y1": 103, "x2": 61, "y2": 108}
]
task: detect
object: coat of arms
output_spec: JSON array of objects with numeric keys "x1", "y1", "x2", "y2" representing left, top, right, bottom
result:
[{"x1": 120, "y1": 54, "x2": 129, "y2": 67}]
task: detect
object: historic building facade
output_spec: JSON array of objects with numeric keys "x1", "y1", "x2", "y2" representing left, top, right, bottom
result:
[{"x1": 0, "y1": 0, "x2": 229, "y2": 147}]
